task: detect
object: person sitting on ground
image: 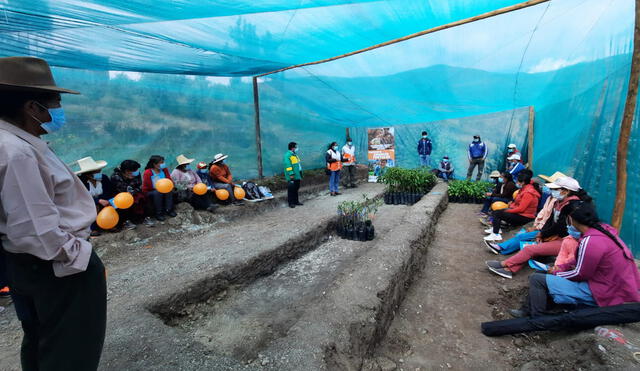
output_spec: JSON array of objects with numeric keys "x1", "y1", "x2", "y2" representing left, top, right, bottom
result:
[
  {"x1": 75, "y1": 157, "x2": 117, "y2": 235},
  {"x1": 142, "y1": 155, "x2": 176, "y2": 221},
  {"x1": 507, "y1": 153, "x2": 525, "y2": 179},
  {"x1": 111, "y1": 159, "x2": 155, "y2": 228},
  {"x1": 435, "y1": 156, "x2": 455, "y2": 181},
  {"x1": 485, "y1": 177, "x2": 591, "y2": 278},
  {"x1": 479, "y1": 171, "x2": 516, "y2": 216},
  {"x1": 508, "y1": 201, "x2": 640, "y2": 318},
  {"x1": 196, "y1": 161, "x2": 214, "y2": 188},
  {"x1": 326, "y1": 141, "x2": 343, "y2": 196},
  {"x1": 484, "y1": 170, "x2": 541, "y2": 242},
  {"x1": 171, "y1": 154, "x2": 217, "y2": 212},
  {"x1": 210, "y1": 153, "x2": 242, "y2": 205}
]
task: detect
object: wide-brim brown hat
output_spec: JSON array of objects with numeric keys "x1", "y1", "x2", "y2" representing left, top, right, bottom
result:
[{"x1": 0, "y1": 57, "x2": 80, "y2": 94}]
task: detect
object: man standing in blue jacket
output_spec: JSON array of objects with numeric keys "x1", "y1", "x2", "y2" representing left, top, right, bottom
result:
[
  {"x1": 417, "y1": 131, "x2": 433, "y2": 167},
  {"x1": 467, "y1": 134, "x2": 488, "y2": 181}
]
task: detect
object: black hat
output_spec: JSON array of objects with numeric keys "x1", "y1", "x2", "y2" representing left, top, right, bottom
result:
[{"x1": 0, "y1": 57, "x2": 79, "y2": 94}]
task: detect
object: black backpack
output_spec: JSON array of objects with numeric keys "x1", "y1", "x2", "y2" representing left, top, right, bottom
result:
[{"x1": 242, "y1": 182, "x2": 264, "y2": 200}]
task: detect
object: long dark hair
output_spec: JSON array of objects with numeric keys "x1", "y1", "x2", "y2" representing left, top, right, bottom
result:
[
  {"x1": 145, "y1": 155, "x2": 164, "y2": 170},
  {"x1": 569, "y1": 188, "x2": 593, "y2": 203},
  {"x1": 501, "y1": 171, "x2": 513, "y2": 183},
  {"x1": 568, "y1": 201, "x2": 630, "y2": 259},
  {"x1": 517, "y1": 170, "x2": 540, "y2": 195}
]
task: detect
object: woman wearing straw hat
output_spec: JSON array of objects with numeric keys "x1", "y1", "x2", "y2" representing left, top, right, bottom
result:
[
  {"x1": 75, "y1": 156, "x2": 120, "y2": 235},
  {"x1": 209, "y1": 153, "x2": 242, "y2": 205},
  {"x1": 171, "y1": 154, "x2": 217, "y2": 212},
  {"x1": 0, "y1": 57, "x2": 106, "y2": 370}
]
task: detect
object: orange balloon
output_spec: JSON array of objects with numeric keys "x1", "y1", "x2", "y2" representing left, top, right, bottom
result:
[
  {"x1": 233, "y1": 186, "x2": 245, "y2": 200},
  {"x1": 215, "y1": 189, "x2": 229, "y2": 201},
  {"x1": 96, "y1": 206, "x2": 119, "y2": 230},
  {"x1": 193, "y1": 183, "x2": 207, "y2": 195},
  {"x1": 513, "y1": 190, "x2": 520, "y2": 199},
  {"x1": 491, "y1": 201, "x2": 509, "y2": 211},
  {"x1": 155, "y1": 178, "x2": 174, "y2": 194},
  {"x1": 113, "y1": 192, "x2": 134, "y2": 209}
]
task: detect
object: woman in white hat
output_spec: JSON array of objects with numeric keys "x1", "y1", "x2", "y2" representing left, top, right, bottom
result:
[
  {"x1": 209, "y1": 153, "x2": 241, "y2": 205},
  {"x1": 171, "y1": 155, "x2": 216, "y2": 212},
  {"x1": 75, "y1": 157, "x2": 119, "y2": 235}
]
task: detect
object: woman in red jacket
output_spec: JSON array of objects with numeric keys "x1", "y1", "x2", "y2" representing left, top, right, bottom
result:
[
  {"x1": 142, "y1": 155, "x2": 175, "y2": 221},
  {"x1": 484, "y1": 170, "x2": 540, "y2": 242}
]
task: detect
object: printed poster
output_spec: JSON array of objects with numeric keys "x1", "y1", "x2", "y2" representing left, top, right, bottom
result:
[{"x1": 367, "y1": 127, "x2": 395, "y2": 182}]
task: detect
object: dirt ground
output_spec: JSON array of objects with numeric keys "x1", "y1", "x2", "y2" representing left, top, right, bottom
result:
[{"x1": 372, "y1": 203, "x2": 640, "y2": 371}]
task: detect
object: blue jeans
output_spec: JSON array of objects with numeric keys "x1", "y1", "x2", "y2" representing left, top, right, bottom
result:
[
  {"x1": 419, "y1": 154, "x2": 431, "y2": 167},
  {"x1": 438, "y1": 171, "x2": 454, "y2": 181},
  {"x1": 481, "y1": 196, "x2": 510, "y2": 214},
  {"x1": 329, "y1": 171, "x2": 341, "y2": 192},
  {"x1": 498, "y1": 230, "x2": 538, "y2": 255},
  {"x1": 546, "y1": 274, "x2": 597, "y2": 307},
  {"x1": 148, "y1": 190, "x2": 174, "y2": 216}
]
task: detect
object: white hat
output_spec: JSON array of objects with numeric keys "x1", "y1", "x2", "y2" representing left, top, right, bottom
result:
[
  {"x1": 507, "y1": 143, "x2": 517, "y2": 149},
  {"x1": 507, "y1": 153, "x2": 521, "y2": 161},
  {"x1": 213, "y1": 153, "x2": 228, "y2": 164},
  {"x1": 546, "y1": 176, "x2": 581, "y2": 192},
  {"x1": 538, "y1": 171, "x2": 568, "y2": 183},
  {"x1": 176, "y1": 154, "x2": 194, "y2": 166},
  {"x1": 74, "y1": 156, "x2": 107, "y2": 175},
  {"x1": 489, "y1": 170, "x2": 501, "y2": 178}
]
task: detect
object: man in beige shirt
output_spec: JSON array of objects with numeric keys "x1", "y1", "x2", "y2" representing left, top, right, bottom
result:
[{"x1": 0, "y1": 57, "x2": 106, "y2": 370}]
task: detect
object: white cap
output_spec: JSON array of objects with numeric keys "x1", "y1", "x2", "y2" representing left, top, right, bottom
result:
[
  {"x1": 507, "y1": 143, "x2": 517, "y2": 149},
  {"x1": 507, "y1": 153, "x2": 521, "y2": 161},
  {"x1": 546, "y1": 176, "x2": 581, "y2": 192}
]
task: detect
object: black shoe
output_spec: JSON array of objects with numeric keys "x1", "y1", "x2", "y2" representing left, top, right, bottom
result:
[
  {"x1": 206, "y1": 205, "x2": 218, "y2": 213},
  {"x1": 335, "y1": 192, "x2": 342, "y2": 195},
  {"x1": 167, "y1": 210, "x2": 177, "y2": 218},
  {"x1": 289, "y1": 204, "x2": 296, "y2": 208},
  {"x1": 508, "y1": 309, "x2": 527, "y2": 318},
  {"x1": 485, "y1": 260, "x2": 503, "y2": 269},
  {"x1": 156, "y1": 214, "x2": 166, "y2": 222},
  {"x1": 295, "y1": 202, "x2": 304, "y2": 206},
  {"x1": 487, "y1": 265, "x2": 513, "y2": 279},
  {"x1": 351, "y1": 184, "x2": 358, "y2": 188}
]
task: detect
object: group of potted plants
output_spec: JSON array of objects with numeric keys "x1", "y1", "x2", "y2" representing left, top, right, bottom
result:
[
  {"x1": 377, "y1": 167, "x2": 437, "y2": 206},
  {"x1": 447, "y1": 180, "x2": 494, "y2": 203},
  {"x1": 336, "y1": 194, "x2": 383, "y2": 241}
]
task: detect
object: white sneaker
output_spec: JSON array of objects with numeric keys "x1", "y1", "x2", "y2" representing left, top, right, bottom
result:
[
  {"x1": 484, "y1": 227, "x2": 502, "y2": 234},
  {"x1": 484, "y1": 233, "x2": 503, "y2": 241}
]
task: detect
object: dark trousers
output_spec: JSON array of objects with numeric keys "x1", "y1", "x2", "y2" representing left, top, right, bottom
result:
[
  {"x1": 190, "y1": 193, "x2": 212, "y2": 210},
  {"x1": 481, "y1": 196, "x2": 510, "y2": 214},
  {"x1": 288, "y1": 179, "x2": 300, "y2": 206},
  {"x1": 491, "y1": 209, "x2": 533, "y2": 234},
  {"x1": 148, "y1": 190, "x2": 174, "y2": 216},
  {"x1": 466, "y1": 158, "x2": 485, "y2": 181},
  {"x1": 0, "y1": 246, "x2": 7, "y2": 289},
  {"x1": 5, "y1": 249, "x2": 107, "y2": 371},
  {"x1": 342, "y1": 166, "x2": 356, "y2": 187},
  {"x1": 523, "y1": 273, "x2": 553, "y2": 317}
]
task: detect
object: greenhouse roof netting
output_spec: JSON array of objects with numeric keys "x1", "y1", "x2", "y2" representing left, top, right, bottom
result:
[{"x1": 1, "y1": 0, "x2": 536, "y2": 75}]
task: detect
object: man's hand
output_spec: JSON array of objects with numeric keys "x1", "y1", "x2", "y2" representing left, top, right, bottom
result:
[{"x1": 98, "y1": 199, "x2": 110, "y2": 207}]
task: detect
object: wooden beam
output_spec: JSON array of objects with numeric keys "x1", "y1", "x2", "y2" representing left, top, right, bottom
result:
[
  {"x1": 345, "y1": 128, "x2": 350, "y2": 140},
  {"x1": 527, "y1": 106, "x2": 535, "y2": 169},
  {"x1": 256, "y1": 0, "x2": 550, "y2": 78},
  {"x1": 612, "y1": 0, "x2": 640, "y2": 230},
  {"x1": 253, "y1": 77, "x2": 264, "y2": 178}
]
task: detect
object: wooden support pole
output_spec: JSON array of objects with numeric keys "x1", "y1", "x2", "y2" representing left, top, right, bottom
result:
[
  {"x1": 527, "y1": 106, "x2": 535, "y2": 170},
  {"x1": 346, "y1": 128, "x2": 350, "y2": 140},
  {"x1": 256, "y1": 0, "x2": 549, "y2": 78},
  {"x1": 253, "y1": 77, "x2": 264, "y2": 178},
  {"x1": 612, "y1": 0, "x2": 640, "y2": 230}
]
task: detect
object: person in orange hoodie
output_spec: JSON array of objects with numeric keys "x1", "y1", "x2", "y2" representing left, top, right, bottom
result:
[
  {"x1": 210, "y1": 153, "x2": 242, "y2": 205},
  {"x1": 484, "y1": 170, "x2": 541, "y2": 242}
]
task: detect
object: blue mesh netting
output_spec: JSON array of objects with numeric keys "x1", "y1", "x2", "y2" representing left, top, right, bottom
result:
[{"x1": 1, "y1": 0, "x2": 638, "y2": 251}]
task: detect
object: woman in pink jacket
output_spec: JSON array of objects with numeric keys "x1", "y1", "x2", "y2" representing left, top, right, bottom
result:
[
  {"x1": 171, "y1": 155, "x2": 217, "y2": 213},
  {"x1": 510, "y1": 202, "x2": 640, "y2": 317}
]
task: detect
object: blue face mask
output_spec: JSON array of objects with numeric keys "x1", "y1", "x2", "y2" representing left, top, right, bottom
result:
[
  {"x1": 332, "y1": 146, "x2": 338, "y2": 151},
  {"x1": 567, "y1": 225, "x2": 582, "y2": 239},
  {"x1": 422, "y1": 135, "x2": 427, "y2": 139},
  {"x1": 551, "y1": 189, "x2": 564, "y2": 200},
  {"x1": 92, "y1": 173, "x2": 102, "y2": 181},
  {"x1": 293, "y1": 147, "x2": 299, "y2": 153},
  {"x1": 159, "y1": 163, "x2": 166, "y2": 170},
  {"x1": 35, "y1": 103, "x2": 67, "y2": 134},
  {"x1": 542, "y1": 186, "x2": 551, "y2": 194},
  {"x1": 184, "y1": 165, "x2": 191, "y2": 170},
  {"x1": 198, "y1": 169, "x2": 208, "y2": 174},
  {"x1": 508, "y1": 148, "x2": 514, "y2": 153},
  {"x1": 132, "y1": 170, "x2": 140, "y2": 177},
  {"x1": 515, "y1": 183, "x2": 523, "y2": 189},
  {"x1": 347, "y1": 142, "x2": 353, "y2": 146},
  {"x1": 498, "y1": 177, "x2": 504, "y2": 183}
]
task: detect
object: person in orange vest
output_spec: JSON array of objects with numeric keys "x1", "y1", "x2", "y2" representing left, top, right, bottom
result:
[
  {"x1": 326, "y1": 141, "x2": 344, "y2": 196},
  {"x1": 341, "y1": 138, "x2": 357, "y2": 188}
]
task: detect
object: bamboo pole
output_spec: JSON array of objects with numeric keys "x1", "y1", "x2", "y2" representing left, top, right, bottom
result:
[
  {"x1": 612, "y1": 0, "x2": 640, "y2": 230},
  {"x1": 527, "y1": 106, "x2": 535, "y2": 169},
  {"x1": 253, "y1": 77, "x2": 264, "y2": 178},
  {"x1": 256, "y1": 0, "x2": 550, "y2": 78}
]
